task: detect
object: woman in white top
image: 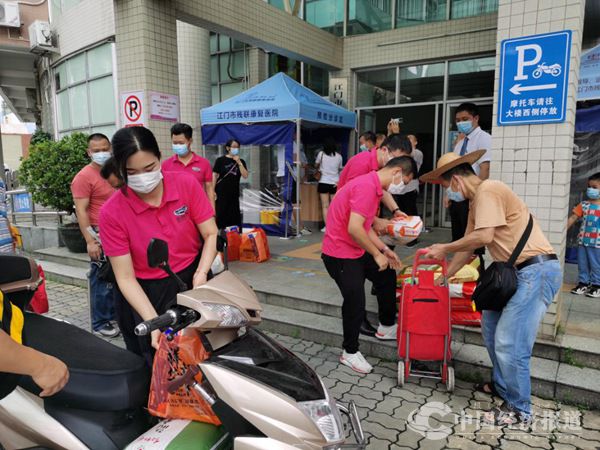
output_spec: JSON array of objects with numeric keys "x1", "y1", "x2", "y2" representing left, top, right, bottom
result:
[{"x1": 315, "y1": 138, "x2": 343, "y2": 232}]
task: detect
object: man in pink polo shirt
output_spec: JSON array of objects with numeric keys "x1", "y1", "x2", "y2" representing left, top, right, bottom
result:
[
  {"x1": 71, "y1": 133, "x2": 118, "y2": 338},
  {"x1": 162, "y1": 123, "x2": 215, "y2": 209},
  {"x1": 322, "y1": 156, "x2": 417, "y2": 374}
]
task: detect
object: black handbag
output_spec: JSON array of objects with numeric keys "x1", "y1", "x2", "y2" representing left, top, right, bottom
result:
[
  {"x1": 96, "y1": 256, "x2": 116, "y2": 284},
  {"x1": 472, "y1": 214, "x2": 533, "y2": 312}
]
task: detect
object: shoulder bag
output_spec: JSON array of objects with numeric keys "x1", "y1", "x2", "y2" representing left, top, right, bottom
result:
[{"x1": 472, "y1": 214, "x2": 533, "y2": 311}]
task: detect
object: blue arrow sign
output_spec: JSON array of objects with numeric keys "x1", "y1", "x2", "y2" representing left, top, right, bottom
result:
[{"x1": 498, "y1": 30, "x2": 572, "y2": 126}]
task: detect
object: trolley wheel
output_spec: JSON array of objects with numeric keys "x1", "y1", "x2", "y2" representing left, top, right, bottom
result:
[
  {"x1": 397, "y1": 361, "x2": 405, "y2": 387},
  {"x1": 446, "y1": 366, "x2": 455, "y2": 393}
]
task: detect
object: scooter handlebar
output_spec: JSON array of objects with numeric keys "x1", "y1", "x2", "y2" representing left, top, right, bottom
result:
[{"x1": 135, "y1": 310, "x2": 178, "y2": 336}]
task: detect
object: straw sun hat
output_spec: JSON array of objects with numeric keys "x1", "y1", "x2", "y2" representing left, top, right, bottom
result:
[{"x1": 419, "y1": 150, "x2": 486, "y2": 183}]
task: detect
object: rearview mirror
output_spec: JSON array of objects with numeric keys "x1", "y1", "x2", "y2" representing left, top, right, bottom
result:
[{"x1": 147, "y1": 239, "x2": 169, "y2": 268}]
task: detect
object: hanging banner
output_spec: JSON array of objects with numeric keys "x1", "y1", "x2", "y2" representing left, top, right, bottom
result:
[
  {"x1": 578, "y1": 44, "x2": 600, "y2": 101},
  {"x1": 149, "y1": 91, "x2": 180, "y2": 122}
]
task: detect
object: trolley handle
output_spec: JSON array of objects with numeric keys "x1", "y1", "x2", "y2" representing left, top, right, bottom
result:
[{"x1": 412, "y1": 249, "x2": 448, "y2": 277}]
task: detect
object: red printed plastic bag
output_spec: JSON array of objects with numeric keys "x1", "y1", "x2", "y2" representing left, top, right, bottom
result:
[
  {"x1": 148, "y1": 330, "x2": 220, "y2": 425},
  {"x1": 28, "y1": 265, "x2": 49, "y2": 314},
  {"x1": 240, "y1": 228, "x2": 270, "y2": 263},
  {"x1": 226, "y1": 230, "x2": 241, "y2": 262}
]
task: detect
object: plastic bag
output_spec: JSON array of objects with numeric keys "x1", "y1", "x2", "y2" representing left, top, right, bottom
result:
[
  {"x1": 240, "y1": 228, "x2": 270, "y2": 263},
  {"x1": 380, "y1": 216, "x2": 423, "y2": 246},
  {"x1": 211, "y1": 253, "x2": 225, "y2": 275},
  {"x1": 148, "y1": 330, "x2": 220, "y2": 425},
  {"x1": 28, "y1": 265, "x2": 49, "y2": 314},
  {"x1": 225, "y1": 227, "x2": 241, "y2": 262}
]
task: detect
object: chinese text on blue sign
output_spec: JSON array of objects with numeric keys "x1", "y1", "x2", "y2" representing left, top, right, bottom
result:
[{"x1": 498, "y1": 30, "x2": 572, "y2": 126}]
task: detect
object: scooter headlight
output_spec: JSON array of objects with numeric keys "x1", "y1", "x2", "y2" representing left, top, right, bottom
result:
[
  {"x1": 203, "y1": 303, "x2": 248, "y2": 327},
  {"x1": 298, "y1": 396, "x2": 344, "y2": 443}
]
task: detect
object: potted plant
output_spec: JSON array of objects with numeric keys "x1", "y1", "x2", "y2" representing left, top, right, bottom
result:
[{"x1": 19, "y1": 132, "x2": 90, "y2": 253}]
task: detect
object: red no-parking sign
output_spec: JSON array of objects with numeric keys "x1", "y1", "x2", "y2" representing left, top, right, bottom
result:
[{"x1": 120, "y1": 91, "x2": 146, "y2": 127}]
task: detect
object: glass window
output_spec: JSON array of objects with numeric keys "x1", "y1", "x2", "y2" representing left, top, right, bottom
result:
[
  {"x1": 348, "y1": 0, "x2": 392, "y2": 35},
  {"x1": 221, "y1": 82, "x2": 244, "y2": 100},
  {"x1": 211, "y1": 55, "x2": 219, "y2": 82},
  {"x1": 66, "y1": 53, "x2": 86, "y2": 85},
  {"x1": 448, "y1": 56, "x2": 495, "y2": 100},
  {"x1": 69, "y1": 84, "x2": 89, "y2": 128},
  {"x1": 305, "y1": 0, "x2": 345, "y2": 36},
  {"x1": 89, "y1": 77, "x2": 115, "y2": 125},
  {"x1": 398, "y1": 63, "x2": 445, "y2": 103},
  {"x1": 57, "y1": 91, "x2": 71, "y2": 131},
  {"x1": 305, "y1": 64, "x2": 330, "y2": 96},
  {"x1": 55, "y1": 63, "x2": 67, "y2": 91},
  {"x1": 209, "y1": 33, "x2": 218, "y2": 53},
  {"x1": 211, "y1": 85, "x2": 220, "y2": 104},
  {"x1": 451, "y1": 0, "x2": 498, "y2": 19},
  {"x1": 219, "y1": 53, "x2": 246, "y2": 81},
  {"x1": 268, "y1": 54, "x2": 301, "y2": 81},
  {"x1": 91, "y1": 125, "x2": 116, "y2": 139},
  {"x1": 396, "y1": 0, "x2": 447, "y2": 28},
  {"x1": 218, "y1": 34, "x2": 231, "y2": 52},
  {"x1": 356, "y1": 69, "x2": 396, "y2": 107},
  {"x1": 87, "y1": 44, "x2": 113, "y2": 78},
  {"x1": 268, "y1": 0, "x2": 302, "y2": 14}
]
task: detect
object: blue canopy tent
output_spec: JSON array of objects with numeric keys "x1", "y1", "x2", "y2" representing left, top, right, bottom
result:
[{"x1": 201, "y1": 72, "x2": 356, "y2": 237}]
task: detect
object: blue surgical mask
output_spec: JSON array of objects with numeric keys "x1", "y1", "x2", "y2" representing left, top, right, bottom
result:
[
  {"x1": 360, "y1": 144, "x2": 368, "y2": 152},
  {"x1": 587, "y1": 187, "x2": 600, "y2": 200},
  {"x1": 91, "y1": 151, "x2": 111, "y2": 166},
  {"x1": 446, "y1": 186, "x2": 465, "y2": 203},
  {"x1": 456, "y1": 120, "x2": 474, "y2": 135},
  {"x1": 172, "y1": 144, "x2": 189, "y2": 156},
  {"x1": 230, "y1": 147, "x2": 239, "y2": 156}
]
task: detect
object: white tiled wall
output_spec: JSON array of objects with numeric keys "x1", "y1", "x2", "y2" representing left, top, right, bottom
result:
[{"x1": 491, "y1": 0, "x2": 585, "y2": 338}]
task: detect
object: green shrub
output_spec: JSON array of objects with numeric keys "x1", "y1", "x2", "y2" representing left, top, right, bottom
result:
[
  {"x1": 19, "y1": 133, "x2": 89, "y2": 215},
  {"x1": 29, "y1": 129, "x2": 53, "y2": 146}
]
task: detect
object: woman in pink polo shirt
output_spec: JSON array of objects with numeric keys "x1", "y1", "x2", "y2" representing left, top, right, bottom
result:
[{"x1": 99, "y1": 126, "x2": 217, "y2": 363}]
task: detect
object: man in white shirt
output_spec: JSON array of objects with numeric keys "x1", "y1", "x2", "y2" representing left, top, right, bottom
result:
[{"x1": 449, "y1": 102, "x2": 492, "y2": 256}]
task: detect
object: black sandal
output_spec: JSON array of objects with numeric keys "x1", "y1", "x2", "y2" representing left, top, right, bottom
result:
[{"x1": 474, "y1": 382, "x2": 500, "y2": 397}]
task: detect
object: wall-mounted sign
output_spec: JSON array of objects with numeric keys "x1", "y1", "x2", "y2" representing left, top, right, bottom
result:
[
  {"x1": 329, "y1": 78, "x2": 347, "y2": 109},
  {"x1": 121, "y1": 91, "x2": 145, "y2": 127},
  {"x1": 149, "y1": 91, "x2": 180, "y2": 122}
]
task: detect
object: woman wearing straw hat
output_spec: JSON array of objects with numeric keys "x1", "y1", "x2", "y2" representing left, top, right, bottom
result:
[{"x1": 420, "y1": 151, "x2": 561, "y2": 426}]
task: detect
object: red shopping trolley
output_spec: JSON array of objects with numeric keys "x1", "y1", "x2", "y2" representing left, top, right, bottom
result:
[{"x1": 397, "y1": 249, "x2": 454, "y2": 392}]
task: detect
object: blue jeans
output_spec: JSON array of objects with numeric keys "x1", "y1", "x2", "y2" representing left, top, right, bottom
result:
[
  {"x1": 481, "y1": 259, "x2": 562, "y2": 417},
  {"x1": 577, "y1": 246, "x2": 600, "y2": 286},
  {"x1": 89, "y1": 262, "x2": 115, "y2": 331}
]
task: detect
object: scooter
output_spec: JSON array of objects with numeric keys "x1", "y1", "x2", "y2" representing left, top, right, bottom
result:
[{"x1": 0, "y1": 237, "x2": 365, "y2": 450}]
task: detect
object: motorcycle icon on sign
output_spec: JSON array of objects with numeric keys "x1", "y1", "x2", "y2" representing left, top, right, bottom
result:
[{"x1": 532, "y1": 62, "x2": 562, "y2": 79}]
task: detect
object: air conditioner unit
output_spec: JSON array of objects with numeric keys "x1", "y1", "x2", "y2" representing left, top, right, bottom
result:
[
  {"x1": 0, "y1": 1, "x2": 20, "y2": 28},
  {"x1": 29, "y1": 20, "x2": 58, "y2": 54}
]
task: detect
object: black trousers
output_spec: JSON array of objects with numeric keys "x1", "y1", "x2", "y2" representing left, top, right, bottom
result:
[
  {"x1": 449, "y1": 200, "x2": 485, "y2": 256},
  {"x1": 393, "y1": 190, "x2": 419, "y2": 216},
  {"x1": 322, "y1": 253, "x2": 397, "y2": 354},
  {"x1": 114, "y1": 256, "x2": 199, "y2": 366}
]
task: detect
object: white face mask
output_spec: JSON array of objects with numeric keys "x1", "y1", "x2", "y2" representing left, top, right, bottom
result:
[
  {"x1": 388, "y1": 173, "x2": 405, "y2": 195},
  {"x1": 91, "y1": 151, "x2": 111, "y2": 166},
  {"x1": 127, "y1": 169, "x2": 163, "y2": 194}
]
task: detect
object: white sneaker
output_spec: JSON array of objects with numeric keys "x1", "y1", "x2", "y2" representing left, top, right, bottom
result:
[
  {"x1": 300, "y1": 227, "x2": 312, "y2": 235},
  {"x1": 340, "y1": 351, "x2": 373, "y2": 374},
  {"x1": 375, "y1": 323, "x2": 397, "y2": 340},
  {"x1": 321, "y1": 226, "x2": 326, "y2": 232}
]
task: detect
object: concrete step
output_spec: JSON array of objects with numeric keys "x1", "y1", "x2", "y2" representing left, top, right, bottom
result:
[
  {"x1": 37, "y1": 259, "x2": 88, "y2": 289},
  {"x1": 258, "y1": 303, "x2": 600, "y2": 409},
  {"x1": 255, "y1": 285, "x2": 600, "y2": 371},
  {"x1": 33, "y1": 247, "x2": 90, "y2": 269}
]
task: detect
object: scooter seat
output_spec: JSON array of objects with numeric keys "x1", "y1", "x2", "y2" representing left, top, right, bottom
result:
[{"x1": 18, "y1": 313, "x2": 150, "y2": 412}]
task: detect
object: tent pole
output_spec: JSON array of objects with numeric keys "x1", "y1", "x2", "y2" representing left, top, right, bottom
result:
[{"x1": 296, "y1": 119, "x2": 301, "y2": 237}]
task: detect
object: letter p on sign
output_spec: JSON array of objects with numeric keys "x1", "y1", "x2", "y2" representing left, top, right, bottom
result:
[{"x1": 515, "y1": 44, "x2": 542, "y2": 80}]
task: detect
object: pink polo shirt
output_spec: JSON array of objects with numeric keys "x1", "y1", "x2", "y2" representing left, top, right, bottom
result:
[
  {"x1": 322, "y1": 171, "x2": 383, "y2": 259},
  {"x1": 99, "y1": 171, "x2": 214, "y2": 280},
  {"x1": 161, "y1": 153, "x2": 213, "y2": 187},
  {"x1": 337, "y1": 148, "x2": 379, "y2": 190}
]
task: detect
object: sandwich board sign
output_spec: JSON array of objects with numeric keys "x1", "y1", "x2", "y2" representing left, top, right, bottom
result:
[{"x1": 498, "y1": 30, "x2": 572, "y2": 126}]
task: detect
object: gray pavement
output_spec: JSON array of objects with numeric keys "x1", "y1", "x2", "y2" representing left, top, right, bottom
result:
[{"x1": 45, "y1": 281, "x2": 600, "y2": 449}]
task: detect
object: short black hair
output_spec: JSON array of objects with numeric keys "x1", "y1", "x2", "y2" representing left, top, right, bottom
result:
[
  {"x1": 384, "y1": 156, "x2": 418, "y2": 178},
  {"x1": 111, "y1": 126, "x2": 161, "y2": 188},
  {"x1": 100, "y1": 156, "x2": 120, "y2": 181},
  {"x1": 456, "y1": 102, "x2": 479, "y2": 118},
  {"x1": 589, "y1": 172, "x2": 600, "y2": 182},
  {"x1": 225, "y1": 139, "x2": 240, "y2": 149},
  {"x1": 382, "y1": 133, "x2": 412, "y2": 154},
  {"x1": 440, "y1": 163, "x2": 476, "y2": 182},
  {"x1": 322, "y1": 137, "x2": 338, "y2": 157},
  {"x1": 360, "y1": 131, "x2": 376, "y2": 144},
  {"x1": 88, "y1": 133, "x2": 110, "y2": 144},
  {"x1": 170, "y1": 123, "x2": 193, "y2": 140}
]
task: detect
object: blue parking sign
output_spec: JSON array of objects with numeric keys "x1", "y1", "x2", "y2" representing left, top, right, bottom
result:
[{"x1": 498, "y1": 30, "x2": 572, "y2": 126}]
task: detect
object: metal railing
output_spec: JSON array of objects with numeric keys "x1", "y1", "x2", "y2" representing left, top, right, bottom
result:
[{"x1": 5, "y1": 189, "x2": 69, "y2": 226}]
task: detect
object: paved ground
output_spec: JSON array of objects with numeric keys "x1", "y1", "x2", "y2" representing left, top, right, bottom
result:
[{"x1": 45, "y1": 281, "x2": 600, "y2": 449}]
